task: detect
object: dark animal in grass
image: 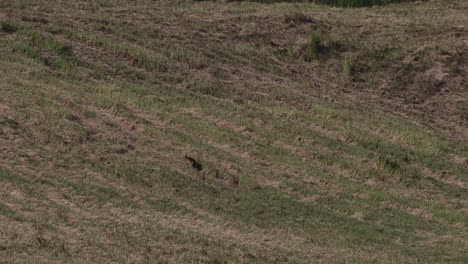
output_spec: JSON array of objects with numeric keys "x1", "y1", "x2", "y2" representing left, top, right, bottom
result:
[
  {"x1": 1, "y1": 22, "x2": 17, "y2": 33},
  {"x1": 184, "y1": 155, "x2": 202, "y2": 171}
]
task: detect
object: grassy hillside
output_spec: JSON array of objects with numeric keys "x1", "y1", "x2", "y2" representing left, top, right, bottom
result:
[
  {"x1": 237, "y1": 0, "x2": 417, "y2": 8},
  {"x1": 0, "y1": 0, "x2": 467, "y2": 263}
]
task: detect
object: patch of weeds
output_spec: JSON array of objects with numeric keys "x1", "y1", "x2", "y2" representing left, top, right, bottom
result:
[
  {"x1": 0, "y1": 202, "x2": 23, "y2": 221},
  {"x1": 367, "y1": 46, "x2": 399, "y2": 62},
  {"x1": 380, "y1": 157, "x2": 400, "y2": 172},
  {"x1": 46, "y1": 25, "x2": 63, "y2": 35},
  {"x1": 108, "y1": 158, "x2": 156, "y2": 187},
  {"x1": 56, "y1": 208, "x2": 69, "y2": 223},
  {"x1": 24, "y1": 32, "x2": 77, "y2": 70},
  {"x1": 304, "y1": 33, "x2": 324, "y2": 61},
  {"x1": 390, "y1": 46, "x2": 446, "y2": 95},
  {"x1": 188, "y1": 77, "x2": 231, "y2": 99},
  {"x1": 285, "y1": 40, "x2": 300, "y2": 60},
  {"x1": 29, "y1": 33, "x2": 67, "y2": 55},
  {"x1": 128, "y1": 46, "x2": 167, "y2": 72},
  {"x1": 342, "y1": 55, "x2": 354, "y2": 79},
  {"x1": 391, "y1": 63, "x2": 416, "y2": 92},
  {"x1": 303, "y1": 32, "x2": 341, "y2": 62},
  {"x1": 1, "y1": 21, "x2": 17, "y2": 33},
  {"x1": 377, "y1": 155, "x2": 423, "y2": 186},
  {"x1": 36, "y1": 234, "x2": 50, "y2": 248},
  {"x1": 39, "y1": 35, "x2": 72, "y2": 57},
  {"x1": 235, "y1": 43, "x2": 261, "y2": 59},
  {"x1": 209, "y1": 254, "x2": 229, "y2": 264},
  {"x1": 399, "y1": 169, "x2": 422, "y2": 187},
  {"x1": 51, "y1": 42, "x2": 72, "y2": 57},
  {"x1": 447, "y1": 50, "x2": 466, "y2": 76},
  {"x1": 83, "y1": 109, "x2": 97, "y2": 118},
  {"x1": 36, "y1": 234, "x2": 71, "y2": 258},
  {"x1": 95, "y1": 186, "x2": 122, "y2": 204},
  {"x1": 55, "y1": 242, "x2": 71, "y2": 258},
  {"x1": 12, "y1": 42, "x2": 40, "y2": 60},
  {"x1": 110, "y1": 101, "x2": 132, "y2": 116},
  {"x1": 146, "y1": 196, "x2": 189, "y2": 213}
]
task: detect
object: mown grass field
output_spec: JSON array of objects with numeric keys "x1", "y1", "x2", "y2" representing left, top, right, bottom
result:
[{"x1": 0, "y1": 0, "x2": 467, "y2": 263}]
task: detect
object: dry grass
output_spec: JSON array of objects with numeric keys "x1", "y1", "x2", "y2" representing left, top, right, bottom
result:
[{"x1": 0, "y1": 0, "x2": 467, "y2": 262}]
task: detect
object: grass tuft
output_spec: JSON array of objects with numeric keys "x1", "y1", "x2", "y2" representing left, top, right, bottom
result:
[
  {"x1": 342, "y1": 55, "x2": 354, "y2": 79},
  {"x1": 304, "y1": 33, "x2": 325, "y2": 61}
]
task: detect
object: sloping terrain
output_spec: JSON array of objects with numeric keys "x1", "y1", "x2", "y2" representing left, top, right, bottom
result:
[{"x1": 0, "y1": 0, "x2": 467, "y2": 263}]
